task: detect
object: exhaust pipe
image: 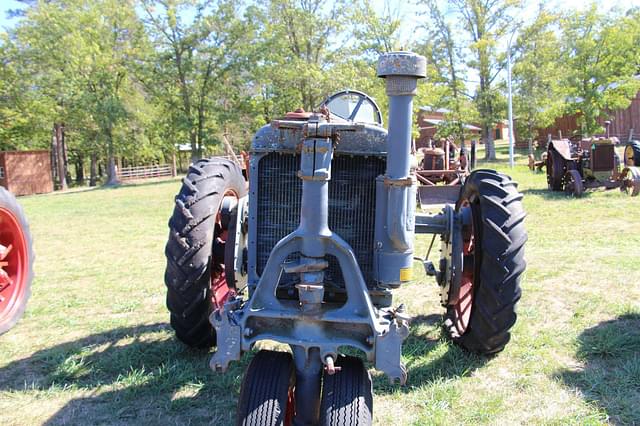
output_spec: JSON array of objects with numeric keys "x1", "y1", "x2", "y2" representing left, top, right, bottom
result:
[{"x1": 373, "y1": 52, "x2": 426, "y2": 288}]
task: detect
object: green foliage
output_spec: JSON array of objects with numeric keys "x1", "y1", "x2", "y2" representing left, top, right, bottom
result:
[
  {"x1": 561, "y1": 5, "x2": 640, "y2": 136},
  {"x1": 512, "y1": 9, "x2": 566, "y2": 143}
]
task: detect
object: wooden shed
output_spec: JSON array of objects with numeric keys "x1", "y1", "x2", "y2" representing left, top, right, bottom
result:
[{"x1": 0, "y1": 150, "x2": 54, "y2": 196}]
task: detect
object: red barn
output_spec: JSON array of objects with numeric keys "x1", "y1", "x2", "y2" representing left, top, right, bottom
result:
[{"x1": 0, "y1": 150, "x2": 54, "y2": 196}]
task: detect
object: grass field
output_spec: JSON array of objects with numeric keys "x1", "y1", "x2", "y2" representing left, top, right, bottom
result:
[{"x1": 0, "y1": 144, "x2": 639, "y2": 425}]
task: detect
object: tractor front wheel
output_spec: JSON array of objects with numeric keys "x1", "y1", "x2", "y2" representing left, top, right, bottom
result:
[
  {"x1": 236, "y1": 350, "x2": 295, "y2": 426},
  {"x1": 0, "y1": 188, "x2": 33, "y2": 335},
  {"x1": 164, "y1": 158, "x2": 246, "y2": 348},
  {"x1": 563, "y1": 169, "x2": 584, "y2": 197},
  {"x1": 319, "y1": 355, "x2": 373, "y2": 426},
  {"x1": 446, "y1": 170, "x2": 527, "y2": 354}
]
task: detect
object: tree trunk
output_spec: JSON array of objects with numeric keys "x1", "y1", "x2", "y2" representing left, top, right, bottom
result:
[
  {"x1": 89, "y1": 153, "x2": 98, "y2": 187},
  {"x1": 484, "y1": 125, "x2": 496, "y2": 160},
  {"x1": 53, "y1": 123, "x2": 67, "y2": 190},
  {"x1": 105, "y1": 127, "x2": 119, "y2": 186},
  {"x1": 61, "y1": 124, "x2": 71, "y2": 185},
  {"x1": 75, "y1": 153, "x2": 84, "y2": 185},
  {"x1": 189, "y1": 130, "x2": 199, "y2": 164}
]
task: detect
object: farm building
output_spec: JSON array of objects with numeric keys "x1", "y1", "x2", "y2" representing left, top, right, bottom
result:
[
  {"x1": 0, "y1": 150, "x2": 54, "y2": 196},
  {"x1": 416, "y1": 107, "x2": 507, "y2": 148},
  {"x1": 520, "y1": 91, "x2": 640, "y2": 147}
]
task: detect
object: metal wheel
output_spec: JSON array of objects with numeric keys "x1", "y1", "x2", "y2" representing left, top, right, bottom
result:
[
  {"x1": 546, "y1": 148, "x2": 565, "y2": 191},
  {"x1": 563, "y1": 169, "x2": 584, "y2": 197},
  {"x1": 620, "y1": 166, "x2": 640, "y2": 196},
  {"x1": 0, "y1": 188, "x2": 34, "y2": 335},
  {"x1": 237, "y1": 350, "x2": 295, "y2": 426}
]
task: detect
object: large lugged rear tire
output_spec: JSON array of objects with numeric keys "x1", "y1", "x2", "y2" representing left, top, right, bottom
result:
[
  {"x1": 319, "y1": 356, "x2": 373, "y2": 426},
  {"x1": 546, "y1": 147, "x2": 565, "y2": 191},
  {"x1": 447, "y1": 170, "x2": 527, "y2": 354},
  {"x1": 164, "y1": 158, "x2": 246, "y2": 348},
  {"x1": 236, "y1": 350, "x2": 294, "y2": 426},
  {"x1": 624, "y1": 140, "x2": 640, "y2": 166},
  {"x1": 0, "y1": 188, "x2": 34, "y2": 335}
]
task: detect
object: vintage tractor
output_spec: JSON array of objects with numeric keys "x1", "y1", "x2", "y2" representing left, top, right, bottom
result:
[
  {"x1": 546, "y1": 138, "x2": 640, "y2": 196},
  {"x1": 0, "y1": 187, "x2": 34, "y2": 335},
  {"x1": 415, "y1": 138, "x2": 474, "y2": 208},
  {"x1": 164, "y1": 52, "x2": 527, "y2": 425}
]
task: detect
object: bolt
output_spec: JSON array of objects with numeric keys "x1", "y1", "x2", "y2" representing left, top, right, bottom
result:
[{"x1": 324, "y1": 355, "x2": 341, "y2": 375}]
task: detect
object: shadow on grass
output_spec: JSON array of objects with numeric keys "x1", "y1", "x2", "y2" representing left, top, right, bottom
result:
[
  {"x1": 557, "y1": 313, "x2": 640, "y2": 425},
  {"x1": 0, "y1": 323, "x2": 246, "y2": 425},
  {"x1": 373, "y1": 313, "x2": 489, "y2": 394}
]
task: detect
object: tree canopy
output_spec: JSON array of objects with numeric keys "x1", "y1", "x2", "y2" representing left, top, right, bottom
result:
[{"x1": 1, "y1": 0, "x2": 639, "y2": 186}]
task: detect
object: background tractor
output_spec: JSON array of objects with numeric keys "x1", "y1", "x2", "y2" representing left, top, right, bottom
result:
[
  {"x1": 546, "y1": 138, "x2": 640, "y2": 196},
  {"x1": 0, "y1": 187, "x2": 34, "y2": 335},
  {"x1": 164, "y1": 52, "x2": 527, "y2": 425}
]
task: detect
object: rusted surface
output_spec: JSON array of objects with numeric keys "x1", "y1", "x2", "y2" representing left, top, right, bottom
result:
[{"x1": 548, "y1": 139, "x2": 573, "y2": 161}]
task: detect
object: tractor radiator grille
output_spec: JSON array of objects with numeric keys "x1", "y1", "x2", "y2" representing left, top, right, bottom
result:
[
  {"x1": 256, "y1": 152, "x2": 385, "y2": 290},
  {"x1": 592, "y1": 144, "x2": 614, "y2": 171}
]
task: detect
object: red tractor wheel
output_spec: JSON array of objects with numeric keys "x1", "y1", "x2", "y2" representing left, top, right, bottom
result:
[
  {"x1": 164, "y1": 158, "x2": 247, "y2": 348},
  {"x1": 0, "y1": 187, "x2": 34, "y2": 335},
  {"x1": 446, "y1": 170, "x2": 527, "y2": 354}
]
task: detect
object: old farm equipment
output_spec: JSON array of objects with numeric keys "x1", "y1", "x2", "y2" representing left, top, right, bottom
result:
[
  {"x1": 546, "y1": 138, "x2": 640, "y2": 196},
  {"x1": 416, "y1": 138, "x2": 474, "y2": 208},
  {"x1": 0, "y1": 187, "x2": 34, "y2": 335},
  {"x1": 164, "y1": 52, "x2": 527, "y2": 425}
]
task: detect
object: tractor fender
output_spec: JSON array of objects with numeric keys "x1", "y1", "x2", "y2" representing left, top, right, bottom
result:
[{"x1": 548, "y1": 139, "x2": 573, "y2": 161}]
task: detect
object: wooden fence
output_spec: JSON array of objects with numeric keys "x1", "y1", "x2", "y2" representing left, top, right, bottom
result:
[{"x1": 117, "y1": 164, "x2": 174, "y2": 181}]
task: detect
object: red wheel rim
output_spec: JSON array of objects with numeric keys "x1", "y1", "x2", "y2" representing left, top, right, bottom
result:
[
  {"x1": 0, "y1": 207, "x2": 29, "y2": 325},
  {"x1": 452, "y1": 202, "x2": 475, "y2": 336},
  {"x1": 284, "y1": 387, "x2": 295, "y2": 426},
  {"x1": 210, "y1": 190, "x2": 239, "y2": 311}
]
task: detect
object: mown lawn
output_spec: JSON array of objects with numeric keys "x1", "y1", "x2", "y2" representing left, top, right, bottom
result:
[{"x1": 0, "y1": 144, "x2": 638, "y2": 425}]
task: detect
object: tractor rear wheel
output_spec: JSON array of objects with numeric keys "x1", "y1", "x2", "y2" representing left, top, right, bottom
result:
[
  {"x1": 624, "y1": 141, "x2": 640, "y2": 167},
  {"x1": 0, "y1": 188, "x2": 34, "y2": 335},
  {"x1": 164, "y1": 158, "x2": 246, "y2": 348},
  {"x1": 236, "y1": 350, "x2": 295, "y2": 426},
  {"x1": 546, "y1": 147, "x2": 566, "y2": 191},
  {"x1": 446, "y1": 170, "x2": 527, "y2": 354},
  {"x1": 319, "y1": 355, "x2": 373, "y2": 426}
]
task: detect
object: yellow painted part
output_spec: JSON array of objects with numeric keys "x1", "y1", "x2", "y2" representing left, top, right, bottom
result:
[{"x1": 400, "y1": 267, "x2": 412, "y2": 282}]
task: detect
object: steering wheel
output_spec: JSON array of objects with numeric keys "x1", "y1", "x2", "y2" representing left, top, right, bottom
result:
[{"x1": 320, "y1": 90, "x2": 383, "y2": 126}]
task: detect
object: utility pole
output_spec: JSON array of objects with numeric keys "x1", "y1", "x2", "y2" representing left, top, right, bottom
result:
[{"x1": 507, "y1": 28, "x2": 518, "y2": 169}]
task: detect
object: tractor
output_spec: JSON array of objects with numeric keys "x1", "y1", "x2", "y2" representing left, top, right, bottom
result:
[
  {"x1": 164, "y1": 52, "x2": 527, "y2": 425},
  {"x1": 546, "y1": 138, "x2": 640, "y2": 196},
  {"x1": 0, "y1": 187, "x2": 34, "y2": 335}
]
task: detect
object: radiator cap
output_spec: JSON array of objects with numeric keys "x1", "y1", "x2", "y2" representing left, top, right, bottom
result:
[{"x1": 377, "y1": 51, "x2": 426, "y2": 79}]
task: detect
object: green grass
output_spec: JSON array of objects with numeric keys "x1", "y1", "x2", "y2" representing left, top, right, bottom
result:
[{"x1": 0, "y1": 143, "x2": 639, "y2": 425}]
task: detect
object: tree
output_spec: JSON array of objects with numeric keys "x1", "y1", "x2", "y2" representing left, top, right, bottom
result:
[
  {"x1": 11, "y1": 0, "x2": 149, "y2": 186},
  {"x1": 449, "y1": 0, "x2": 522, "y2": 159},
  {"x1": 417, "y1": 0, "x2": 477, "y2": 146},
  {"x1": 142, "y1": 0, "x2": 252, "y2": 162},
  {"x1": 512, "y1": 9, "x2": 566, "y2": 151},
  {"x1": 561, "y1": 6, "x2": 640, "y2": 137}
]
